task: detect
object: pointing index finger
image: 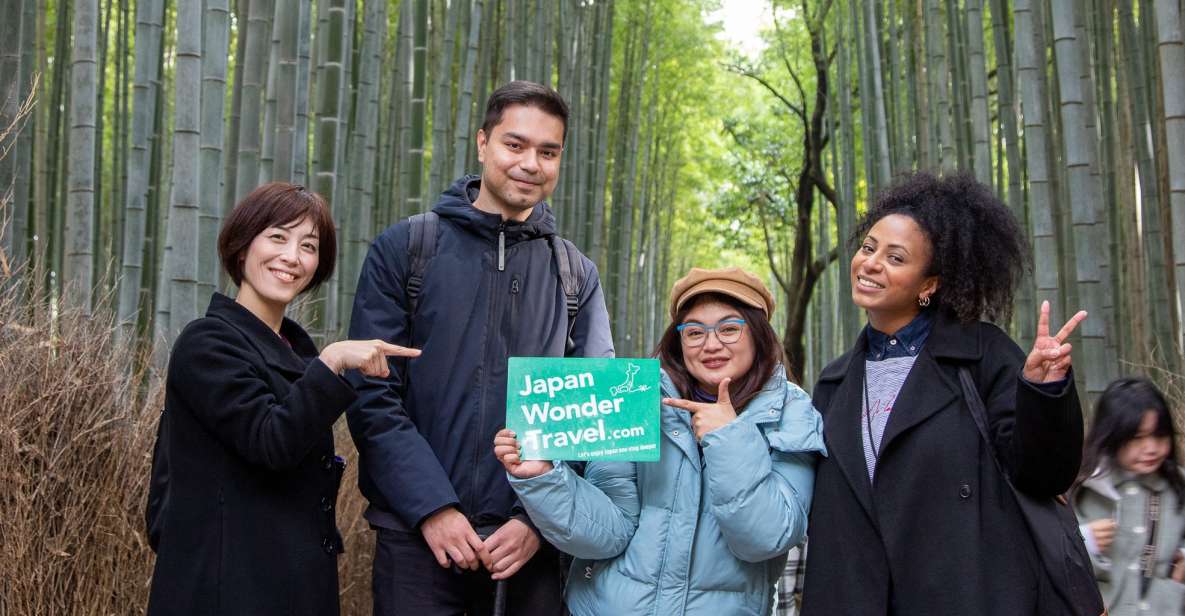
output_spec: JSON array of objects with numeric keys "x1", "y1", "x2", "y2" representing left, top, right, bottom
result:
[
  {"x1": 381, "y1": 341, "x2": 421, "y2": 357},
  {"x1": 663, "y1": 397, "x2": 702, "y2": 413}
]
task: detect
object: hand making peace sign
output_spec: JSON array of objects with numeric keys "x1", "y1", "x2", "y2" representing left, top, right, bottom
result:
[
  {"x1": 1023, "y1": 300, "x2": 1088, "y2": 384},
  {"x1": 662, "y1": 377, "x2": 739, "y2": 441}
]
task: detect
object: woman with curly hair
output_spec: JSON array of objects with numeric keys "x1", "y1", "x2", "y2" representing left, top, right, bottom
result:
[{"x1": 799, "y1": 171, "x2": 1090, "y2": 615}]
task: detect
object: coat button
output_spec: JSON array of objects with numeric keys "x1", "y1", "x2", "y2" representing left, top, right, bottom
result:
[
  {"x1": 959, "y1": 484, "x2": 972, "y2": 499},
  {"x1": 320, "y1": 496, "x2": 334, "y2": 512},
  {"x1": 322, "y1": 537, "x2": 336, "y2": 554},
  {"x1": 321, "y1": 455, "x2": 333, "y2": 471},
  {"x1": 672, "y1": 430, "x2": 680, "y2": 437}
]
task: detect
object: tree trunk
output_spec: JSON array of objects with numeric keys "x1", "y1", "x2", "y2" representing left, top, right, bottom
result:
[
  {"x1": 863, "y1": 0, "x2": 891, "y2": 186},
  {"x1": 590, "y1": 0, "x2": 614, "y2": 268},
  {"x1": 926, "y1": 0, "x2": 954, "y2": 169},
  {"x1": 1154, "y1": 0, "x2": 1185, "y2": 356},
  {"x1": 159, "y1": 0, "x2": 203, "y2": 349},
  {"x1": 1050, "y1": 0, "x2": 1111, "y2": 398},
  {"x1": 989, "y1": 0, "x2": 1032, "y2": 337},
  {"x1": 405, "y1": 0, "x2": 429, "y2": 214},
  {"x1": 312, "y1": 0, "x2": 353, "y2": 338},
  {"x1": 428, "y1": 0, "x2": 461, "y2": 199},
  {"x1": 64, "y1": 0, "x2": 98, "y2": 314},
  {"x1": 234, "y1": 0, "x2": 272, "y2": 202},
  {"x1": 1015, "y1": 0, "x2": 1061, "y2": 326},
  {"x1": 199, "y1": 0, "x2": 230, "y2": 304},
  {"x1": 452, "y1": 0, "x2": 484, "y2": 180},
  {"x1": 0, "y1": 0, "x2": 24, "y2": 265},
  {"x1": 339, "y1": 0, "x2": 386, "y2": 332},
  {"x1": 965, "y1": 0, "x2": 992, "y2": 183},
  {"x1": 837, "y1": 0, "x2": 860, "y2": 342},
  {"x1": 1119, "y1": 1, "x2": 1174, "y2": 362},
  {"x1": 292, "y1": 0, "x2": 312, "y2": 186},
  {"x1": 270, "y1": 0, "x2": 300, "y2": 182},
  {"x1": 223, "y1": 0, "x2": 248, "y2": 220}
]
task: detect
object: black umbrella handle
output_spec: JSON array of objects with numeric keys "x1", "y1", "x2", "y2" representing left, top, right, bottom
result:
[
  {"x1": 475, "y1": 525, "x2": 510, "y2": 616},
  {"x1": 492, "y1": 579, "x2": 508, "y2": 616}
]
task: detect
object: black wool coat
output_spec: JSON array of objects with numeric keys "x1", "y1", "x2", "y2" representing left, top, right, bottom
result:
[
  {"x1": 146, "y1": 293, "x2": 358, "y2": 616},
  {"x1": 800, "y1": 312, "x2": 1084, "y2": 616}
]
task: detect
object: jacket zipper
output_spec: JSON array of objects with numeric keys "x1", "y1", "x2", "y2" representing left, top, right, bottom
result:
[
  {"x1": 473, "y1": 224, "x2": 507, "y2": 517},
  {"x1": 509, "y1": 275, "x2": 521, "y2": 354},
  {"x1": 497, "y1": 224, "x2": 506, "y2": 271}
]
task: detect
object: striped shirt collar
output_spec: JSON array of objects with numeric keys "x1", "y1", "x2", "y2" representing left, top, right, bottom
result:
[{"x1": 865, "y1": 309, "x2": 934, "y2": 361}]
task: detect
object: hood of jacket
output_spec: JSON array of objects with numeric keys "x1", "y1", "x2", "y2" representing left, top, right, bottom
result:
[
  {"x1": 1080, "y1": 463, "x2": 1178, "y2": 502},
  {"x1": 433, "y1": 175, "x2": 558, "y2": 245}
]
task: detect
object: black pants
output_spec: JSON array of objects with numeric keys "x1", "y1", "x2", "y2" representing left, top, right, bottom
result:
[{"x1": 371, "y1": 528, "x2": 566, "y2": 616}]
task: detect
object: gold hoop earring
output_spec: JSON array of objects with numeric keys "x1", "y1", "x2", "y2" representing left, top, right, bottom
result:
[{"x1": 918, "y1": 295, "x2": 931, "y2": 307}]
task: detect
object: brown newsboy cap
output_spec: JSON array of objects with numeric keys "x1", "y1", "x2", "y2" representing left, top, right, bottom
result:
[{"x1": 668, "y1": 267, "x2": 776, "y2": 320}]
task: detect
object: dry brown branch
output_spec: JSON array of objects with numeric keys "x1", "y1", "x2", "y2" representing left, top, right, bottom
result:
[{"x1": 0, "y1": 270, "x2": 377, "y2": 614}]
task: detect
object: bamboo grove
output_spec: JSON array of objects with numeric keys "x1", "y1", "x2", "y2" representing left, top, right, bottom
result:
[
  {"x1": 2, "y1": 0, "x2": 1185, "y2": 400},
  {"x1": 716, "y1": 0, "x2": 1185, "y2": 397},
  {"x1": 0, "y1": 0, "x2": 727, "y2": 365}
]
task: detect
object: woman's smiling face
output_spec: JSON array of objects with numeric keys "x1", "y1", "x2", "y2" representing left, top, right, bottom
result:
[
  {"x1": 850, "y1": 213, "x2": 939, "y2": 332},
  {"x1": 680, "y1": 300, "x2": 755, "y2": 393},
  {"x1": 238, "y1": 217, "x2": 320, "y2": 311}
]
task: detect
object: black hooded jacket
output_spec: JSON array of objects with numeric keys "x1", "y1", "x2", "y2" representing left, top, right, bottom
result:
[{"x1": 346, "y1": 176, "x2": 614, "y2": 531}]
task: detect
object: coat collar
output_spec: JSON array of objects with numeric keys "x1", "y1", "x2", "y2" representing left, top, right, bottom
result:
[
  {"x1": 819, "y1": 310, "x2": 981, "y2": 383},
  {"x1": 206, "y1": 292, "x2": 317, "y2": 377}
]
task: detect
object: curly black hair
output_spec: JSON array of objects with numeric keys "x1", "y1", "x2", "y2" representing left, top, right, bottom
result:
[{"x1": 853, "y1": 171, "x2": 1029, "y2": 324}]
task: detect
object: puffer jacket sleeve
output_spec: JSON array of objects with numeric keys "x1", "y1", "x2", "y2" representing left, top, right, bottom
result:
[
  {"x1": 507, "y1": 460, "x2": 640, "y2": 559},
  {"x1": 701, "y1": 384, "x2": 825, "y2": 563}
]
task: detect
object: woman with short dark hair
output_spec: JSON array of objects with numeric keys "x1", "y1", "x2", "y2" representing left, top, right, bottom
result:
[
  {"x1": 801, "y1": 171, "x2": 1091, "y2": 615},
  {"x1": 493, "y1": 267, "x2": 825, "y2": 615},
  {"x1": 146, "y1": 182, "x2": 419, "y2": 616}
]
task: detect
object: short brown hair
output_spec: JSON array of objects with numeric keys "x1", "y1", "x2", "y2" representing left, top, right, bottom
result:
[
  {"x1": 654, "y1": 292, "x2": 787, "y2": 412},
  {"x1": 481, "y1": 80, "x2": 570, "y2": 143},
  {"x1": 218, "y1": 182, "x2": 336, "y2": 292}
]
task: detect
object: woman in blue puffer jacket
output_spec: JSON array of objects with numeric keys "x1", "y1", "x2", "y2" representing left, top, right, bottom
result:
[{"x1": 493, "y1": 267, "x2": 825, "y2": 616}]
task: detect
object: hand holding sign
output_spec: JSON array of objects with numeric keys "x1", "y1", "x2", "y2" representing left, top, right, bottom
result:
[
  {"x1": 319, "y1": 339, "x2": 421, "y2": 377},
  {"x1": 1023, "y1": 300, "x2": 1087, "y2": 383},
  {"x1": 663, "y1": 378, "x2": 738, "y2": 441},
  {"x1": 506, "y1": 358, "x2": 661, "y2": 461},
  {"x1": 494, "y1": 429, "x2": 554, "y2": 478}
]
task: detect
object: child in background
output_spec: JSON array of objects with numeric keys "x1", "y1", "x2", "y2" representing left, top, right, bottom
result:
[{"x1": 1073, "y1": 377, "x2": 1185, "y2": 615}]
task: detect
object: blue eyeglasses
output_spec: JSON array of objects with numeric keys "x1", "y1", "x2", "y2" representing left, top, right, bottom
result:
[{"x1": 676, "y1": 319, "x2": 747, "y2": 347}]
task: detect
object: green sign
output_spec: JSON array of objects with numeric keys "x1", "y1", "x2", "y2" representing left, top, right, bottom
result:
[{"x1": 506, "y1": 357, "x2": 661, "y2": 462}]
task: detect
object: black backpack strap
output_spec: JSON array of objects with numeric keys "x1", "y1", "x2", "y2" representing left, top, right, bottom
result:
[
  {"x1": 406, "y1": 212, "x2": 439, "y2": 318},
  {"x1": 548, "y1": 236, "x2": 586, "y2": 355}
]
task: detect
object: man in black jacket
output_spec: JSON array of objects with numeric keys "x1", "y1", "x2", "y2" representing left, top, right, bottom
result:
[{"x1": 346, "y1": 81, "x2": 614, "y2": 615}]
